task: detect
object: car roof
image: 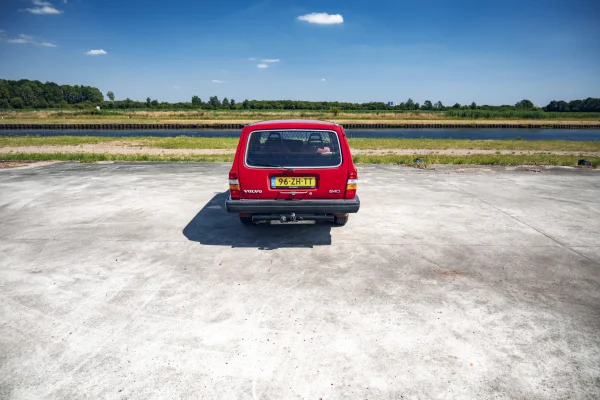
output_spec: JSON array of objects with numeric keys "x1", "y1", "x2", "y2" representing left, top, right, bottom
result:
[{"x1": 247, "y1": 119, "x2": 339, "y2": 130}]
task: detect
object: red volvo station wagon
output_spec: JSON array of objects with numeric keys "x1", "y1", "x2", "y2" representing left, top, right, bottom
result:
[{"x1": 225, "y1": 120, "x2": 360, "y2": 225}]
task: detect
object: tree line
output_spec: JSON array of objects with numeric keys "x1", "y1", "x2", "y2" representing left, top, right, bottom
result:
[
  {"x1": 1, "y1": 79, "x2": 599, "y2": 113},
  {"x1": 0, "y1": 79, "x2": 103, "y2": 110}
]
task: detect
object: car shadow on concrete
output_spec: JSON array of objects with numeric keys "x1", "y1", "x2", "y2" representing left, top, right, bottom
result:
[{"x1": 182, "y1": 192, "x2": 332, "y2": 249}]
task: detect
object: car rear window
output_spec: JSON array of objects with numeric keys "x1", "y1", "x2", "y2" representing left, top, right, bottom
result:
[{"x1": 245, "y1": 130, "x2": 342, "y2": 168}]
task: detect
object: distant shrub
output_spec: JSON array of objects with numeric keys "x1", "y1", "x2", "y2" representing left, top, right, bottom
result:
[
  {"x1": 329, "y1": 106, "x2": 341, "y2": 116},
  {"x1": 444, "y1": 110, "x2": 600, "y2": 119}
]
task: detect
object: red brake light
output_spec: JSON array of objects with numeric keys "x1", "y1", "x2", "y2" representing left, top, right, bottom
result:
[
  {"x1": 345, "y1": 170, "x2": 358, "y2": 199},
  {"x1": 228, "y1": 170, "x2": 241, "y2": 199}
]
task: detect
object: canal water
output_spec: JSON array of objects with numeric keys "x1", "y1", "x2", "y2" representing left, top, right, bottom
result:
[{"x1": 1, "y1": 128, "x2": 599, "y2": 141}]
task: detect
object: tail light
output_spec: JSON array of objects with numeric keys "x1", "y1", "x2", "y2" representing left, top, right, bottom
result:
[
  {"x1": 229, "y1": 170, "x2": 241, "y2": 199},
  {"x1": 345, "y1": 170, "x2": 357, "y2": 199}
]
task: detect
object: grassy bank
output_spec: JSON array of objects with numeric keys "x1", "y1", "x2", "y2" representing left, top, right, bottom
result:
[
  {"x1": 1, "y1": 152, "x2": 597, "y2": 168},
  {"x1": 2, "y1": 109, "x2": 600, "y2": 125},
  {"x1": 349, "y1": 139, "x2": 600, "y2": 151},
  {"x1": 2, "y1": 109, "x2": 600, "y2": 121},
  {"x1": 1, "y1": 136, "x2": 599, "y2": 152},
  {"x1": 352, "y1": 154, "x2": 599, "y2": 167}
]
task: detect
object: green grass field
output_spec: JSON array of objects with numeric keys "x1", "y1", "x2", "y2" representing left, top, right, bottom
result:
[
  {"x1": 2, "y1": 152, "x2": 597, "y2": 168},
  {"x1": 2, "y1": 136, "x2": 598, "y2": 167},
  {"x1": 1, "y1": 136, "x2": 599, "y2": 152}
]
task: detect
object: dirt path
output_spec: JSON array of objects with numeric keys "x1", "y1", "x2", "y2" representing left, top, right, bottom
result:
[
  {"x1": 353, "y1": 149, "x2": 600, "y2": 156},
  {"x1": 1, "y1": 144, "x2": 598, "y2": 156},
  {"x1": 0, "y1": 161, "x2": 58, "y2": 169},
  {"x1": 0, "y1": 145, "x2": 236, "y2": 155}
]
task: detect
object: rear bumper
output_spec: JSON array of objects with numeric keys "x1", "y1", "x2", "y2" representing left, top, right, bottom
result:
[{"x1": 225, "y1": 196, "x2": 360, "y2": 214}]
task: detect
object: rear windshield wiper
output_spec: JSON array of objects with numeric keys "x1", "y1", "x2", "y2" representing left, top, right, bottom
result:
[{"x1": 250, "y1": 162, "x2": 295, "y2": 173}]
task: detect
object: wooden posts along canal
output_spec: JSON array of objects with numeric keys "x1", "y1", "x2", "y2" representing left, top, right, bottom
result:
[{"x1": 1, "y1": 123, "x2": 600, "y2": 130}]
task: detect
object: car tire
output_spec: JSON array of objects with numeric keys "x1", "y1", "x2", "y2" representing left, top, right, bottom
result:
[
  {"x1": 240, "y1": 216, "x2": 254, "y2": 225},
  {"x1": 333, "y1": 215, "x2": 348, "y2": 226}
]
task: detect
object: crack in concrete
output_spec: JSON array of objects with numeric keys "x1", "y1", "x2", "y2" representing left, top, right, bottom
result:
[{"x1": 441, "y1": 177, "x2": 599, "y2": 266}]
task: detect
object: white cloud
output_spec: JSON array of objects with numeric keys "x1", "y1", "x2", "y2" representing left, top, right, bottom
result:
[
  {"x1": 0, "y1": 30, "x2": 5, "y2": 35},
  {"x1": 27, "y1": 0, "x2": 62, "y2": 14},
  {"x1": 257, "y1": 63, "x2": 269, "y2": 69},
  {"x1": 261, "y1": 58, "x2": 280, "y2": 63},
  {"x1": 6, "y1": 34, "x2": 33, "y2": 44},
  {"x1": 297, "y1": 12, "x2": 343, "y2": 25},
  {"x1": 86, "y1": 49, "x2": 107, "y2": 55},
  {"x1": 212, "y1": 80, "x2": 226, "y2": 83},
  {"x1": 3, "y1": 33, "x2": 56, "y2": 47},
  {"x1": 321, "y1": 78, "x2": 326, "y2": 82},
  {"x1": 173, "y1": 86, "x2": 179, "y2": 89},
  {"x1": 6, "y1": 38, "x2": 29, "y2": 44},
  {"x1": 248, "y1": 57, "x2": 256, "y2": 61}
]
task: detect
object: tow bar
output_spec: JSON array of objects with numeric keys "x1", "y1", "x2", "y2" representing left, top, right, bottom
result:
[
  {"x1": 280, "y1": 213, "x2": 296, "y2": 223},
  {"x1": 252, "y1": 213, "x2": 334, "y2": 223}
]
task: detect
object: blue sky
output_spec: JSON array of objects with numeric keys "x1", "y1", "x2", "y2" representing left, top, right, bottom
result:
[{"x1": 1, "y1": 0, "x2": 599, "y2": 105}]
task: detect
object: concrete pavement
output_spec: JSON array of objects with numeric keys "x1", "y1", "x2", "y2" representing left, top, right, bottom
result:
[{"x1": 1, "y1": 162, "x2": 599, "y2": 399}]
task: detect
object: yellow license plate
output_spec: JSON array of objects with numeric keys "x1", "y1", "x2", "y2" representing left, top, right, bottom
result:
[{"x1": 271, "y1": 176, "x2": 316, "y2": 188}]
